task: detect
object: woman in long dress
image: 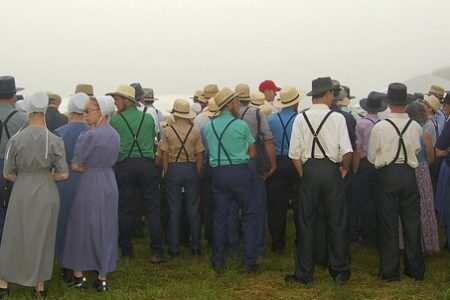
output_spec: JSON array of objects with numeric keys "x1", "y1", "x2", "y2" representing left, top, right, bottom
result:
[
  {"x1": 0, "y1": 91, "x2": 69, "y2": 297},
  {"x1": 62, "y1": 96, "x2": 120, "y2": 291}
]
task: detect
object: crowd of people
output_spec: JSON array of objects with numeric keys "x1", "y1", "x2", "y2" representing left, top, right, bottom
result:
[{"x1": 0, "y1": 74, "x2": 449, "y2": 297}]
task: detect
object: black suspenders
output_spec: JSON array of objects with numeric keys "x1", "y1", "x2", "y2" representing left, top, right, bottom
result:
[
  {"x1": 276, "y1": 112, "x2": 297, "y2": 155},
  {"x1": 170, "y1": 125, "x2": 194, "y2": 162},
  {"x1": 119, "y1": 107, "x2": 148, "y2": 158},
  {"x1": 384, "y1": 118, "x2": 413, "y2": 165},
  {"x1": 211, "y1": 118, "x2": 237, "y2": 166},
  {"x1": 302, "y1": 111, "x2": 334, "y2": 159},
  {"x1": 0, "y1": 110, "x2": 18, "y2": 144},
  {"x1": 365, "y1": 117, "x2": 380, "y2": 125},
  {"x1": 240, "y1": 107, "x2": 251, "y2": 120}
]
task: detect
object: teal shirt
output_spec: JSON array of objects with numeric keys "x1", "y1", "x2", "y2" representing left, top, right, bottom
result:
[
  {"x1": 204, "y1": 111, "x2": 255, "y2": 167},
  {"x1": 110, "y1": 106, "x2": 156, "y2": 162}
]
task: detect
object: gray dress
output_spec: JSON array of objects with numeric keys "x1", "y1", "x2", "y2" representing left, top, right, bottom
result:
[{"x1": 0, "y1": 127, "x2": 67, "y2": 286}]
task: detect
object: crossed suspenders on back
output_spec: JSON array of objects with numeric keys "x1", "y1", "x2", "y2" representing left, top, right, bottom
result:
[
  {"x1": 302, "y1": 110, "x2": 334, "y2": 159},
  {"x1": 211, "y1": 118, "x2": 238, "y2": 166},
  {"x1": 383, "y1": 118, "x2": 413, "y2": 165},
  {"x1": 119, "y1": 107, "x2": 148, "y2": 158},
  {"x1": 169, "y1": 125, "x2": 194, "y2": 162},
  {"x1": 276, "y1": 112, "x2": 297, "y2": 155},
  {"x1": 0, "y1": 111, "x2": 19, "y2": 145}
]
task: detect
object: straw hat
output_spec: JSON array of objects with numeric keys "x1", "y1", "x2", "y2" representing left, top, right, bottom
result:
[
  {"x1": 235, "y1": 83, "x2": 251, "y2": 101},
  {"x1": 203, "y1": 84, "x2": 219, "y2": 99},
  {"x1": 249, "y1": 91, "x2": 265, "y2": 106},
  {"x1": 106, "y1": 84, "x2": 139, "y2": 104},
  {"x1": 428, "y1": 85, "x2": 445, "y2": 99},
  {"x1": 75, "y1": 83, "x2": 94, "y2": 96},
  {"x1": 170, "y1": 99, "x2": 196, "y2": 119},
  {"x1": 46, "y1": 91, "x2": 62, "y2": 106},
  {"x1": 203, "y1": 97, "x2": 220, "y2": 117},
  {"x1": 190, "y1": 90, "x2": 204, "y2": 101},
  {"x1": 143, "y1": 88, "x2": 158, "y2": 101},
  {"x1": 214, "y1": 87, "x2": 238, "y2": 110},
  {"x1": 273, "y1": 86, "x2": 306, "y2": 108},
  {"x1": 423, "y1": 95, "x2": 440, "y2": 113}
]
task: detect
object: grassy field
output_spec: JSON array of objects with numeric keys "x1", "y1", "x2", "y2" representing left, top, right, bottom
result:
[{"x1": 5, "y1": 214, "x2": 450, "y2": 299}]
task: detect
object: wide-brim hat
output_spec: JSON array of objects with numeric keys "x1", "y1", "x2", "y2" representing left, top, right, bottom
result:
[
  {"x1": 428, "y1": 85, "x2": 445, "y2": 98},
  {"x1": 214, "y1": 87, "x2": 238, "y2": 110},
  {"x1": 274, "y1": 86, "x2": 306, "y2": 108},
  {"x1": 106, "y1": 84, "x2": 139, "y2": 104},
  {"x1": 0, "y1": 76, "x2": 24, "y2": 94},
  {"x1": 130, "y1": 83, "x2": 145, "y2": 101},
  {"x1": 170, "y1": 98, "x2": 197, "y2": 119},
  {"x1": 235, "y1": 83, "x2": 251, "y2": 101},
  {"x1": 307, "y1": 77, "x2": 340, "y2": 97},
  {"x1": 380, "y1": 83, "x2": 415, "y2": 106},
  {"x1": 249, "y1": 91, "x2": 266, "y2": 106},
  {"x1": 143, "y1": 88, "x2": 158, "y2": 101},
  {"x1": 342, "y1": 85, "x2": 355, "y2": 99},
  {"x1": 75, "y1": 83, "x2": 94, "y2": 96},
  {"x1": 46, "y1": 91, "x2": 62, "y2": 106},
  {"x1": 203, "y1": 97, "x2": 220, "y2": 117},
  {"x1": 423, "y1": 95, "x2": 440, "y2": 113},
  {"x1": 203, "y1": 84, "x2": 219, "y2": 99},
  {"x1": 359, "y1": 91, "x2": 388, "y2": 113},
  {"x1": 190, "y1": 90, "x2": 204, "y2": 101}
]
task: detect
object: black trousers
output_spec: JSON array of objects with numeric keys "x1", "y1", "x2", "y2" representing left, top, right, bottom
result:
[
  {"x1": 376, "y1": 164, "x2": 425, "y2": 280},
  {"x1": 116, "y1": 157, "x2": 164, "y2": 256},
  {"x1": 294, "y1": 159, "x2": 350, "y2": 282},
  {"x1": 266, "y1": 156, "x2": 300, "y2": 250},
  {"x1": 353, "y1": 158, "x2": 377, "y2": 246}
]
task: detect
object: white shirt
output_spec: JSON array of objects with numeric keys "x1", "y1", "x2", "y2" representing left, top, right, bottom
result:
[
  {"x1": 288, "y1": 103, "x2": 353, "y2": 163},
  {"x1": 138, "y1": 105, "x2": 166, "y2": 139},
  {"x1": 367, "y1": 113, "x2": 421, "y2": 169},
  {"x1": 194, "y1": 112, "x2": 211, "y2": 130}
]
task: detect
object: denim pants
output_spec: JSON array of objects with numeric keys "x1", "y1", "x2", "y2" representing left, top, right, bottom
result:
[{"x1": 166, "y1": 162, "x2": 201, "y2": 253}]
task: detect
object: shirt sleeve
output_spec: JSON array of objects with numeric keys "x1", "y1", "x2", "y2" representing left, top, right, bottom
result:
[
  {"x1": 159, "y1": 128, "x2": 170, "y2": 152},
  {"x1": 3, "y1": 138, "x2": 17, "y2": 175},
  {"x1": 72, "y1": 131, "x2": 96, "y2": 165},
  {"x1": 367, "y1": 125, "x2": 380, "y2": 165},
  {"x1": 259, "y1": 110, "x2": 274, "y2": 140},
  {"x1": 355, "y1": 122, "x2": 363, "y2": 146},
  {"x1": 436, "y1": 120, "x2": 450, "y2": 150},
  {"x1": 193, "y1": 129, "x2": 205, "y2": 153},
  {"x1": 338, "y1": 114, "x2": 353, "y2": 155},
  {"x1": 288, "y1": 115, "x2": 302, "y2": 160},
  {"x1": 52, "y1": 137, "x2": 69, "y2": 174}
]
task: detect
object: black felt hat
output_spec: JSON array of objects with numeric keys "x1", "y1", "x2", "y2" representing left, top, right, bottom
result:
[
  {"x1": 359, "y1": 92, "x2": 388, "y2": 113},
  {"x1": 307, "y1": 77, "x2": 340, "y2": 97},
  {"x1": 380, "y1": 83, "x2": 415, "y2": 106},
  {"x1": 0, "y1": 76, "x2": 24, "y2": 95},
  {"x1": 130, "y1": 83, "x2": 144, "y2": 101}
]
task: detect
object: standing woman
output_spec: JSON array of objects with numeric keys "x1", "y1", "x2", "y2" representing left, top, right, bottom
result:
[
  {"x1": 62, "y1": 96, "x2": 120, "y2": 291},
  {"x1": 0, "y1": 91, "x2": 68, "y2": 297}
]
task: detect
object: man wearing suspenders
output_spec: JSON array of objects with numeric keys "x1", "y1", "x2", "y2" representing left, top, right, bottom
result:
[
  {"x1": 109, "y1": 85, "x2": 165, "y2": 263},
  {"x1": 0, "y1": 76, "x2": 27, "y2": 246},
  {"x1": 352, "y1": 92, "x2": 387, "y2": 248},
  {"x1": 286, "y1": 77, "x2": 353, "y2": 285},
  {"x1": 160, "y1": 99, "x2": 204, "y2": 257},
  {"x1": 368, "y1": 83, "x2": 425, "y2": 281},
  {"x1": 203, "y1": 87, "x2": 257, "y2": 274},
  {"x1": 267, "y1": 86, "x2": 304, "y2": 253}
]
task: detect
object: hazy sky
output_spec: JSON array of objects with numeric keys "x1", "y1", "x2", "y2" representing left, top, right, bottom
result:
[{"x1": 3, "y1": 0, "x2": 449, "y2": 99}]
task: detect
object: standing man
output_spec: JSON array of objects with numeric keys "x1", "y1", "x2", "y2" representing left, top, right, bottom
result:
[
  {"x1": 267, "y1": 86, "x2": 304, "y2": 253},
  {"x1": 368, "y1": 83, "x2": 425, "y2": 281},
  {"x1": 142, "y1": 87, "x2": 166, "y2": 141},
  {"x1": 108, "y1": 85, "x2": 165, "y2": 263},
  {"x1": 259, "y1": 79, "x2": 281, "y2": 104},
  {"x1": 45, "y1": 91, "x2": 68, "y2": 132},
  {"x1": 203, "y1": 87, "x2": 258, "y2": 273},
  {"x1": 428, "y1": 85, "x2": 446, "y2": 126},
  {"x1": 0, "y1": 76, "x2": 27, "y2": 245},
  {"x1": 286, "y1": 77, "x2": 352, "y2": 285}
]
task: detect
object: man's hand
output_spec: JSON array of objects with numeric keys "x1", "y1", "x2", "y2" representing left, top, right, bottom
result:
[{"x1": 339, "y1": 166, "x2": 349, "y2": 179}]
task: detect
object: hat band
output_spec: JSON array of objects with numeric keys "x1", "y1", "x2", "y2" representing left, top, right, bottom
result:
[
  {"x1": 173, "y1": 109, "x2": 190, "y2": 114},
  {"x1": 281, "y1": 93, "x2": 300, "y2": 104}
]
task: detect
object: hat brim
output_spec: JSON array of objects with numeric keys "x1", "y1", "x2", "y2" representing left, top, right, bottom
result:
[
  {"x1": 273, "y1": 91, "x2": 306, "y2": 108},
  {"x1": 307, "y1": 86, "x2": 340, "y2": 97},
  {"x1": 216, "y1": 93, "x2": 238, "y2": 110},
  {"x1": 172, "y1": 110, "x2": 197, "y2": 119},
  {"x1": 106, "y1": 92, "x2": 140, "y2": 105},
  {"x1": 238, "y1": 96, "x2": 251, "y2": 101},
  {"x1": 359, "y1": 98, "x2": 388, "y2": 113},
  {"x1": 144, "y1": 98, "x2": 158, "y2": 101},
  {"x1": 16, "y1": 87, "x2": 24, "y2": 92}
]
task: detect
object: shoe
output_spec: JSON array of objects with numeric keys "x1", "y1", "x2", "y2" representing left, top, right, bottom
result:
[
  {"x1": 62, "y1": 268, "x2": 73, "y2": 284},
  {"x1": 242, "y1": 264, "x2": 259, "y2": 273},
  {"x1": 33, "y1": 288, "x2": 48, "y2": 298},
  {"x1": 405, "y1": 270, "x2": 424, "y2": 281},
  {"x1": 210, "y1": 258, "x2": 224, "y2": 275},
  {"x1": 167, "y1": 250, "x2": 179, "y2": 258},
  {"x1": 68, "y1": 276, "x2": 87, "y2": 289},
  {"x1": 284, "y1": 274, "x2": 309, "y2": 285},
  {"x1": 192, "y1": 249, "x2": 202, "y2": 256},
  {"x1": 93, "y1": 279, "x2": 108, "y2": 292},
  {"x1": 0, "y1": 287, "x2": 9, "y2": 298},
  {"x1": 333, "y1": 272, "x2": 350, "y2": 285},
  {"x1": 150, "y1": 253, "x2": 167, "y2": 264}
]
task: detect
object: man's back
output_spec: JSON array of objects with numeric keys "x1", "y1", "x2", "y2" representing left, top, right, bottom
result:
[{"x1": 0, "y1": 104, "x2": 27, "y2": 158}]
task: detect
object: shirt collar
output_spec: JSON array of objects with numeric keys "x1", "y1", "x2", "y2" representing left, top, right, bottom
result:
[
  {"x1": 388, "y1": 112, "x2": 409, "y2": 119},
  {"x1": 366, "y1": 113, "x2": 379, "y2": 118},
  {"x1": 310, "y1": 103, "x2": 330, "y2": 110}
]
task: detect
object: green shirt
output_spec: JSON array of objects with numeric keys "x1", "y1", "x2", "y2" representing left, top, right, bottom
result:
[
  {"x1": 204, "y1": 111, "x2": 255, "y2": 167},
  {"x1": 110, "y1": 106, "x2": 156, "y2": 162}
]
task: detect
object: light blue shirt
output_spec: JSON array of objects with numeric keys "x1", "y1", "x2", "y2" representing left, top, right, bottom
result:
[{"x1": 268, "y1": 107, "x2": 297, "y2": 156}]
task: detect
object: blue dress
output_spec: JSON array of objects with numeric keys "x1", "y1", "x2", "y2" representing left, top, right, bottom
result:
[
  {"x1": 54, "y1": 122, "x2": 87, "y2": 261},
  {"x1": 62, "y1": 125, "x2": 120, "y2": 276}
]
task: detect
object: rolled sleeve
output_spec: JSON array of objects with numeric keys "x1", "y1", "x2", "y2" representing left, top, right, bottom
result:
[
  {"x1": 288, "y1": 117, "x2": 302, "y2": 160},
  {"x1": 338, "y1": 116, "x2": 353, "y2": 155}
]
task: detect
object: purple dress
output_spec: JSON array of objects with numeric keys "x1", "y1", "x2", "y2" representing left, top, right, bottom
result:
[{"x1": 62, "y1": 125, "x2": 120, "y2": 276}]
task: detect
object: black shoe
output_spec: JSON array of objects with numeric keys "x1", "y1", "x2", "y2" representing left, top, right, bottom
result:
[
  {"x1": 405, "y1": 270, "x2": 424, "y2": 281},
  {"x1": 284, "y1": 274, "x2": 309, "y2": 285},
  {"x1": 167, "y1": 250, "x2": 179, "y2": 258},
  {"x1": 0, "y1": 287, "x2": 9, "y2": 298},
  {"x1": 192, "y1": 249, "x2": 202, "y2": 256},
  {"x1": 68, "y1": 276, "x2": 87, "y2": 289},
  {"x1": 333, "y1": 272, "x2": 350, "y2": 285},
  {"x1": 242, "y1": 264, "x2": 259, "y2": 273},
  {"x1": 33, "y1": 288, "x2": 48, "y2": 298},
  {"x1": 93, "y1": 279, "x2": 108, "y2": 292},
  {"x1": 62, "y1": 268, "x2": 73, "y2": 284}
]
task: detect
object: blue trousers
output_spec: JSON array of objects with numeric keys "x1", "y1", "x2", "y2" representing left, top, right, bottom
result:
[
  {"x1": 212, "y1": 164, "x2": 258, "y2": 267},
  {"x1": 227, "y1": 160, "x2": 266, "y2": 257},
  {"x1": 166, "y1": 162, "x2": 201, "y2": 253}
]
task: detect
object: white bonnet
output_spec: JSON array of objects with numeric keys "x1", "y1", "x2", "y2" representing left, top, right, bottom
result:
[
  {"x1": 68, "y1": 92, "x2": 89, "y2": 114},
  {"x1": 26, "y1": 91, "x2": 48, "y2": 114},
  {"x1": 96, "y1": 96, "x2": 116, "y2": 116}
]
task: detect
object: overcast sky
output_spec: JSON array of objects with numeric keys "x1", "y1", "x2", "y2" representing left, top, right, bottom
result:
[{"x1": 3, "y1": 0, "x2": 449, "y2": 100}]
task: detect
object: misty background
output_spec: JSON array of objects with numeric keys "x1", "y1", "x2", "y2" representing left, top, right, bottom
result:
[{"x1": 2, "y1": 0, "x2": 450, "y2": 112}]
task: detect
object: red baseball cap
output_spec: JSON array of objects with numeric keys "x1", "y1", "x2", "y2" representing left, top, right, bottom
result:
[{"x1": 259, "y1": 80, "x2": 281, "y2": 92}]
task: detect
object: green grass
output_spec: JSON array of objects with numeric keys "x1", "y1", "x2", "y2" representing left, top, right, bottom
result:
[{"x1": 5, "y1": 213, "x2": 450, "y2": 299}]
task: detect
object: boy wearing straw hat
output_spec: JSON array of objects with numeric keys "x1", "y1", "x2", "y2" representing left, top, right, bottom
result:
[
  {"x1": 267, "y1": 86, "x2": 305, "y2": 253},
  {"x1": 109, "y1": 84, "x2": 165, "y2": 264},
  {"x1": 368, "y1": 83, "x2": 425, "y2": 281},
  {"x1": 203, "y1": 87, "x2": 258, "y2": 273},
  {"x1": 45, "y1": 91, "x2": 68, "y2": 132},
  {"x1": 286, "y1": 77, "x2": 352, "y2": 285},
  {"x1": 160, "y1": 99, "x2": 204, "y2": 256}
]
